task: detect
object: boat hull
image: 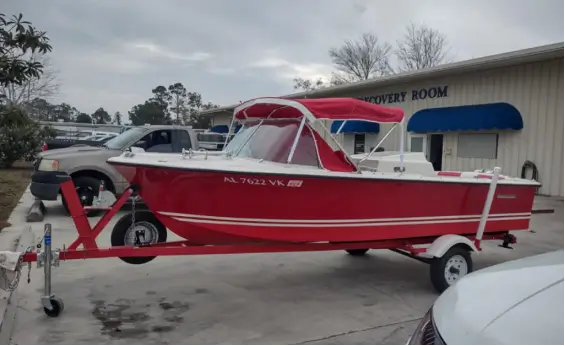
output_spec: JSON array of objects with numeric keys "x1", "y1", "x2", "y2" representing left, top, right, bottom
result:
[{"x1": 113, "y1": 164, "x2": 537, "y2": 245}]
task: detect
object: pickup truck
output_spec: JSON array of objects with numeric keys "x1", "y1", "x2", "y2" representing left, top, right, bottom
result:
[{"x1": 31, "y1": 125, "x2": 199, "y2": 216}]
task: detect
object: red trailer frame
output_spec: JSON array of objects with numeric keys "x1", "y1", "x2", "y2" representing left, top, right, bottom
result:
[{"x1": 21, "y1": 179, "x2": 514, "y2": 263}]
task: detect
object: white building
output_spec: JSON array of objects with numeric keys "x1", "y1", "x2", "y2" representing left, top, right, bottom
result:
[{"x1": 201, "y1": 42, "x2": 564, "y2": 197}]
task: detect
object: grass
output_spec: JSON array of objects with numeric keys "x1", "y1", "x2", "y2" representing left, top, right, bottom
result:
[{"x1": 0, "y1": 161, "x2": 33, "y2": 232}]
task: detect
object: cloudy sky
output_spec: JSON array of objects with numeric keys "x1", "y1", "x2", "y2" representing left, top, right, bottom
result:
[{"x1": 3, "y1": 0, "x2": 564, "y2": 116}]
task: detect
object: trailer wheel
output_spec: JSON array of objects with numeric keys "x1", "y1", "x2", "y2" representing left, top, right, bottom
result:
[
  {"x1": 430, "y1": 246, "x2": 472, "y2": 293},
  {"x1": 346, "y1": 249, "x2": 369, "y2": 256},
  {"x1": 111, "y1": 211, "x2": 167, "y2": 265},
  {"x1": 43, "y1": 296, "x2": 64, "y2": 318}
]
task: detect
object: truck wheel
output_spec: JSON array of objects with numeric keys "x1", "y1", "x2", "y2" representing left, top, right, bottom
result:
[
  {"x1": 61, "y1": 176, "x2": 104, "y2": 217},
  {"x1": 429, "y1": 246, "x2": 472, "y2": 293},
  {"x1": 111, "y1": 211, "x2": 167, "y2": 265}
]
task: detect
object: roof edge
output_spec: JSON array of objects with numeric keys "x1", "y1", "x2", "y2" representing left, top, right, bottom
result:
[{"x1": 201, "y1": 41, "x2": 564, "y2": 116}]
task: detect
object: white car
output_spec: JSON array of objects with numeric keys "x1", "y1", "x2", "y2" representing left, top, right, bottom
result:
[{"x1": 408, "y1": 250, "x2": 564, "y2": 344}]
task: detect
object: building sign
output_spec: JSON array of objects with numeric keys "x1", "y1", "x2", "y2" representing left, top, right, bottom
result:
[{"x1": 358, "y1": 85, "x2": 449, "y2": 105}]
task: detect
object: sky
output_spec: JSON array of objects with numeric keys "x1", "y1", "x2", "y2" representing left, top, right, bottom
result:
[{"x1": 3, "y1": 0, "x2": 564, "y2": 117}]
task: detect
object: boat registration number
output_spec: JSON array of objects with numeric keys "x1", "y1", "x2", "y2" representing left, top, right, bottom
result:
[{"x1": 224, "y1": 177, "x2": 303, "y2": 188}]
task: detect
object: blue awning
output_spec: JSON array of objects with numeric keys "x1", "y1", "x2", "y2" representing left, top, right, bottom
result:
[
  {"x1": 210, "y1": 125, "x2": 229, "y2": 133},
  {"x1": 407, "y1": 103, "x2": 523, "y2": 133},
  {"x1": 330, "y1": 120, "x2": 380, "y2": 134}
]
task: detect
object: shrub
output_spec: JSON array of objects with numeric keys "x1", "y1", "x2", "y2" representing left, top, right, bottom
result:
[{"x1": 0, "y1": 105, "x2": 55, "y2": 168}]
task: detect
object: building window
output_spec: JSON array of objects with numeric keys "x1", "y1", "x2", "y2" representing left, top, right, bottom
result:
[
  {"x1": 354, "y1": 134, "x2": 365, "y2": 154},
  {"x1": 409, "y1": 136, "x2": 425, "y2": 152},
  {"x1": 457, "y1": 133, "x2": 498, "y2": 159}
]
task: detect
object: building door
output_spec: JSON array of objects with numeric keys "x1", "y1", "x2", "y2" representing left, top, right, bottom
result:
[
  {"x1": 428, "y1": 134, "x2": 444, "y2": 171},
  {"x1": 409, "y1": 134, "x2": 428, "y2": 158},
  {"x1": 354, "y1": 134, "x2": 365, "y2": 154}
]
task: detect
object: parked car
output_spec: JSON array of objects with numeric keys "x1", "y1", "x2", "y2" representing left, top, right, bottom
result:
[
  {"x1": 44, "y1": 131, "x2": 119, "y2": 150},
  {"x1": 407, "y1": 249, "x2": 564, "y2": 344},
  {"x1": 31, "y1": 125, "x2": 199, "y2": 216}
]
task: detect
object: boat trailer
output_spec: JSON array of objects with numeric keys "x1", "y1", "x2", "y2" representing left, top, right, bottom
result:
[{"x1": 0, "y1": 166, "x2": 545, "y2": 317}]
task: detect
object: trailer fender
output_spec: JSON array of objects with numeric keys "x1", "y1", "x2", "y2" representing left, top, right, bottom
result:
[{"x1": 421, "y1": 235, "x2": 479, "y2": 259}]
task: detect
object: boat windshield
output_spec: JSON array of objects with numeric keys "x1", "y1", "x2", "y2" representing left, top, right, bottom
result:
[{"x1": 225, "y1": 120, "x2": 319, "y2": 167}]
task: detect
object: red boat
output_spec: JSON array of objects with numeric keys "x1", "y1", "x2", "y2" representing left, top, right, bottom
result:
[
  {"x1": 8, "y1": 97, "x2": 546, "y2": 319},
  {"x1": 107, "y1": 97, "x2": 540, "y2": 246}
]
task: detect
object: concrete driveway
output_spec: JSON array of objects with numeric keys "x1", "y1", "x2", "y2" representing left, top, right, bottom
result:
[{"x1": 3, "y1": 192, "x2": 563, "y2": 344}]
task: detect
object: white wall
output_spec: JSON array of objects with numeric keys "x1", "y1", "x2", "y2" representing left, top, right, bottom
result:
[
  {"x1": 345, "y1": 58, "x2": 563, "y2": 196},
  {"x1": 211, "y1": 113, "x2": 232, "y2": 127},
  {"x1": 342, "y1": 133, "x2": 380, "y2": 154}
]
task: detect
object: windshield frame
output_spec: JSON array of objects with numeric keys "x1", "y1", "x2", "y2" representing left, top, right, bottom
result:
[
  {"x1": 224, "y1": 121, "x2": 259, "y2": 155},
  {"x1": 103, "y1": 127, "x2": 149, "y2": 150},
  {"x1": 224, "y1": 119, "x2": 320, "y2": 168}
]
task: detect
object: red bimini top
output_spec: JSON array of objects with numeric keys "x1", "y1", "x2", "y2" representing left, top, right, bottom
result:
[
  {"x1": 232, "y1": 97, "x2": 404, "y2": 173},
  {"x1": 233, "y1": 97, "x2": 404, "y2": 124}
]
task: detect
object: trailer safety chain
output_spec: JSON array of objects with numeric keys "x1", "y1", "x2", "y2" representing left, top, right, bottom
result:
[
  {"x1": 0, "y1": 244, "x2": 39, "y2": 292},
  {"x1": 131, "y1": 194, "x2": 136, "y2": 228},
  {"x1": 1, "y1": 225, "x2": 47, "y2": 292},
  {"x1": 2, "y1": 253, "x2": 25, "y2": 292}
]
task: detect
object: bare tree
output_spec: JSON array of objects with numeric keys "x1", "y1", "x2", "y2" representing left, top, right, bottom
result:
[
  {"x1": 292, "y1": 74, "x2": 350, "y2": 92},
  {"x1": 0, "y1": 54, "x2": 60, "y2": 105},
  {"x1": 328, "y1": 33, "x2": 393, "y2": 83},
  {"x1": 395, "y1": 23, "x2": 450, "y2": 72},
  {"x1": 293, "y1": 77, "x2": 326, "y2": 92}
]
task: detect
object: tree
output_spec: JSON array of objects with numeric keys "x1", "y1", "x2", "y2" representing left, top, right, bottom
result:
[
  {"x1": 395, "y1": 23, "x2": 450, "y2": 72},
  {"x1": 328, "y1": 33, "x2": 393, "y2": 83},
  {"x1": 130, "y1": 85, "x2": 218, "y2": 127},
  {"x1": 168, "y1": 82, "x2": 187, "y2": 124},
  {"x1": 293, "y1": 77, "x2": 326, "y2": 92},
  {"x1": 91, "y1": 107, "x2": 110, "y2": 124},
  {"x1": 183, "y1": 91, "x2": 202, "y2": 124},
  {"x1": 192, "y1": 102, "x2": 218, "y2": 129},
  {"x1": 149, "y1": 85, "x2": 171, "y2": 120},
  {"x1": 0, "y1": 104, "x2": 55, "y2": 168},
  {"x1": 0, "y1": 13, "x2": 53, "y2": 88},
  {"x1": 24, "y1": 97, "x2": 54, "y2": 121},
  {"x1": 113, "y1": 111, "x2": 122, "y2": 125},
  {"x1": 75, "y1": 112, "x2": 92, "y2": 123},
  {"x1": 292, "y1": 75, "x2": 347, "y2": 92},
  {"x1": 51, "y1": 102, "x2": 77, "y2": 122},
  {"x1": 128, "y1": 101, "x2": 168, "y2": 125},
  {"x1": 0, "y1": 54, "x2": 59, "y2": 105},
  {"x1": 22, "y1": 98, "x2": 79, "y2": 122}
]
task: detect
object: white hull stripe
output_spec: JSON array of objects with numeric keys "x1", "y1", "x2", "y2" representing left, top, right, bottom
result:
[
  {"x1": 157, "y1": 211, "x2": 531, "y2": 224},
  {"x1": 168, "y1": 216, "x2": 530, "y2": 228}
]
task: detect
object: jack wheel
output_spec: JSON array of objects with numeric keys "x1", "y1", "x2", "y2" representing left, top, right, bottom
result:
[
  {"x1": 43, "y1": 296, "x2": 64, "y2": 318},
  {"x1": 430, "y1": 246, "x2": 472, "y2": 293},
  {"x1": 111, "y1": 211, "x2": 167, "y2": 265},
  {"x1": 346, "y1": 249, "x2": 369, "y2": 256}
]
